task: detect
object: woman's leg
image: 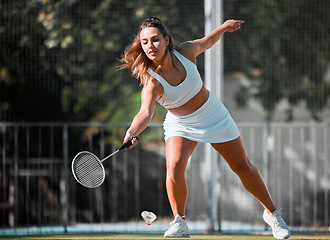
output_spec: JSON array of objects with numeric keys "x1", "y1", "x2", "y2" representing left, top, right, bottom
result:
[
  {"x1": 211, "y1": 136, "x2": 276, "y2": 213},
  {"x1": 165, "y1": 136, "x2": 198, "y2": 218}
]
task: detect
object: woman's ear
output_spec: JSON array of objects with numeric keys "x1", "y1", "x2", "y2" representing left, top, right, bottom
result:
[{"x1": 165, "y1": 35, "x2": 170, "y2": 46}]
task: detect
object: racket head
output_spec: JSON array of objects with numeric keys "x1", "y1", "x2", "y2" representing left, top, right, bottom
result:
[{"x1": 71, "y1": 151, "x2": 105, "y2": 188}]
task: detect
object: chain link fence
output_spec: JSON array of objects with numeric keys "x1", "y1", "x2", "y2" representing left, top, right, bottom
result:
[{"x1": 1, "y1": 122, "x2": 329, "y2": 234}]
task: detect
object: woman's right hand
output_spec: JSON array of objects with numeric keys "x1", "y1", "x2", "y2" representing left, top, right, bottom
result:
[{"x1": 123, "y1": 131, "x2": 139, "y2": 150}]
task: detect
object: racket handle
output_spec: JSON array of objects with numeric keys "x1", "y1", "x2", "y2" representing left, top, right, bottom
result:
[{"x1": 119, "y1": 137, "x2": 139, "y2": 150}]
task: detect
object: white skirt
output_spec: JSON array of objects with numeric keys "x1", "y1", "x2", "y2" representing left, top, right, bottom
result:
[{"x1": 163, "y1": 91, "x2": 240, "y2": 143}]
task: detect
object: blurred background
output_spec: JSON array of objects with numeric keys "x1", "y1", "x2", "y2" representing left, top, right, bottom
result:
[{"x1": 0, "y1": 0, "x2": 329, "y2": 236}]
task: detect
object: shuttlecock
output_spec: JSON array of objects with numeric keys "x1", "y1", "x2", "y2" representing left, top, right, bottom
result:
[{"x1": 141, "y1": 211, "x2": 157, "y2": 225}]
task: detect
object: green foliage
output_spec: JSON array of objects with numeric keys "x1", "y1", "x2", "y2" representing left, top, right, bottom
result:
[
  {"x1": 225, "y1": 0, "x2": 330, "y2": 121},
  {"x1": 0, "y1": 0, "x2": 329, "y2": 122},
  {"x1": 0, "y1": 0, "x2": 203, "y2": 122}
]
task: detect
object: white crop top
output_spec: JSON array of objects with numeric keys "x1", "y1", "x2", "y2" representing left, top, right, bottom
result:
[{"x1": 147, "y1": 50, "x2": 203, "y2": 109}]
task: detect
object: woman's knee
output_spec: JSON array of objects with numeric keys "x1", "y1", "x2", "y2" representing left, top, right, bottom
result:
[
  {"x1": 166, "y1": 158, "x2": 186, "y2": 181},
  {"x1": 229, "y1": 156, "x2": 255, "y2": 176}
]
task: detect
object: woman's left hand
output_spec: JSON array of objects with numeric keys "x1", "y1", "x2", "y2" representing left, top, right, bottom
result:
[{"x1": 222, "y1": 19, "x2": 244, "y2": 32}]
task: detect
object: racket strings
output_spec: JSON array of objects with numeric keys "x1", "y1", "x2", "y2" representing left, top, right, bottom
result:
[{"x1": 73, "y1": 153, "x2": 105, "y2": 188}]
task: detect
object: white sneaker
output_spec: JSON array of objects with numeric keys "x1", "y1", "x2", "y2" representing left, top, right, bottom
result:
[
  {"x1": 263, "y1": 208, "x2": 291, "y2": 239},
  {"x1": 164, "y1": 214, "x2": 190, "y2": 238}
]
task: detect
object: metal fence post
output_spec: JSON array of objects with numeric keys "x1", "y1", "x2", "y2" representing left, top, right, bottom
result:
[
  {"x1": 62, "y1": 123, "x2": 69, "y2": 233},
  {"x1": 14, "y1": 126, "x2": 18, "y2": 227},
  {"x1": 204, "y1": 0, "x2": 222, "y2": 231}
]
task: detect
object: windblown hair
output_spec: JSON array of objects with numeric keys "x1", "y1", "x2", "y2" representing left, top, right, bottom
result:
[{"x1": 118, "y1": 17, "x2": 175, "y2": 86}]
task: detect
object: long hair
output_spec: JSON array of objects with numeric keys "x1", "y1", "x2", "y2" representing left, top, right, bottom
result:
[{"x1": 118, "y1": 17, "x2": 175, "y2": 86}]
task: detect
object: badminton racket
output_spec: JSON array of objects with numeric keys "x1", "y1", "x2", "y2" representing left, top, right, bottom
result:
[{"x1": 72, "y1": 137, "x2": 138, "y2": 188}]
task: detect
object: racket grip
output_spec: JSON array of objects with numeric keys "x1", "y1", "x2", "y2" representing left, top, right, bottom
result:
[{"x1": 119, "y1": 137, "x2": 139, "y2": 150}]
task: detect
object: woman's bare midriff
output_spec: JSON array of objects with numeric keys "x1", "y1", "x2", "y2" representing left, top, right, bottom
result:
[{"x1": 167, "y1": 85, "x2": 209, "y2": 116}]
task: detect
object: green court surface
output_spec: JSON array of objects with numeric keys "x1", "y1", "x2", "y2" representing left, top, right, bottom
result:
[{"x1": 2, "y1": 234, "x2": 330, "y2": 240}]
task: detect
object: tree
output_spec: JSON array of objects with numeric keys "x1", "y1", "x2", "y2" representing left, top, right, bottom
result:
[
  {"x1": 224, "y1": 0, "x2": 330, "y2": 121},
  {"x1": 0, "y1": 0, "x2": 204, "y2": 122},
  {"x1": 2, "y1": 0, "x2": 328, "y2": 122}
]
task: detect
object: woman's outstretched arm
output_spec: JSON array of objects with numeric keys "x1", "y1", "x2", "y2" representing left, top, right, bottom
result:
[{"x1": 177, "y1": 19, "x2": 244, "y2": 61}]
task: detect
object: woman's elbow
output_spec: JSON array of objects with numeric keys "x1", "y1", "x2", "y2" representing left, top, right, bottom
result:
[{"x1": 139, "y1": 110, "x2": 153, "y2": 122}]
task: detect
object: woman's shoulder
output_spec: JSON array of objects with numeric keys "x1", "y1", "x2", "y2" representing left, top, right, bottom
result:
[
  {"x1": 143, "y1": 75, "x2": 164, "y2": 93},
  {"x1": 141, "y1": 76, "x2": 164, "y2": 102},
  {"x1": 175, "y1": 43, "x2": 197, "y2": 64}
]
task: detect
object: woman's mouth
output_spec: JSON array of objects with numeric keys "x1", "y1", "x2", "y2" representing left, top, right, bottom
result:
[{"x1": 149, "y1": 51, "x2": 157, "y2": 56}]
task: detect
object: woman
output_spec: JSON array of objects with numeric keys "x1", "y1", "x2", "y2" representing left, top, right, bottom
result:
[{"x1": 119, "y1": 17, "x2": 290, "y2": 239}]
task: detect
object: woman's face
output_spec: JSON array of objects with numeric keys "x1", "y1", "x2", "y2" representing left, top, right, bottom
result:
[{"x1": 140, "y1": 27, "x2": 169, "y2": 61}]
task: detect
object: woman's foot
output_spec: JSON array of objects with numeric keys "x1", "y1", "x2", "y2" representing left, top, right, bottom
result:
[
  {"x1": 164, "y1": 214, "x2": 190, "y2": 238},
  {"x1": 263, "y1": 208, "x2": 291, "y2": 239}
]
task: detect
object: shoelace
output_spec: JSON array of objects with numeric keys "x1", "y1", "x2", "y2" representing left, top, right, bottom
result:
[
  {"x1": 272, "y1": 208, "x2": 286, "y2": 227},
  {"x1": 169, "y1": 218, "x2": 178, "y2": 227},
  {"x1": 169, "y1": 215, "x2": 184, "y2": 226}
]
